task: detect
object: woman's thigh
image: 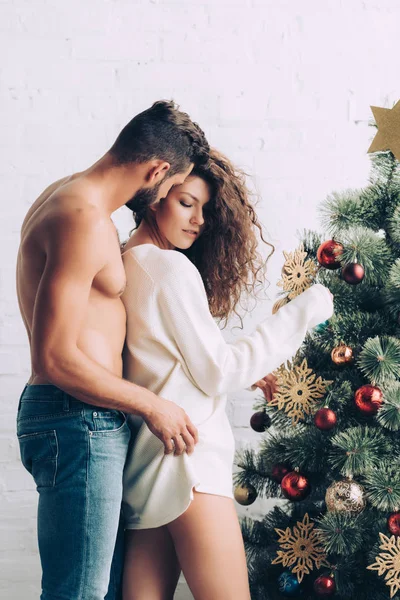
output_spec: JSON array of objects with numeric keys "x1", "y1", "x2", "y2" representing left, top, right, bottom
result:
[
  {"x1": 167, "y1": 491, "x2": 251, "y2": 600},
  {"x1": 123, "y1": 526, "x2": 181, "y2": 600}
]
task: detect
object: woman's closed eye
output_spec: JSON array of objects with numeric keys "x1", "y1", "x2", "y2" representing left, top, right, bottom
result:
[{"x1": 180, "y1": 200, "x2": 193, "y2": 208}]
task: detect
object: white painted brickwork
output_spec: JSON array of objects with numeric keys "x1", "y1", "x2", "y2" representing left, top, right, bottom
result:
[{"x1": 0, "y1": 0, "x2": 399, "y2": 597}]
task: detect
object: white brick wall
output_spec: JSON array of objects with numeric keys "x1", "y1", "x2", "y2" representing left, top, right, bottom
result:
[{"x1": 1, "y1": 1, "x2": 398, "y2": 597}]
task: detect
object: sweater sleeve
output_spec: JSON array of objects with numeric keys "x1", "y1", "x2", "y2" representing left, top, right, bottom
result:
[{"x1": 156, "y1": 253, "x2": 334, "y2": 397}]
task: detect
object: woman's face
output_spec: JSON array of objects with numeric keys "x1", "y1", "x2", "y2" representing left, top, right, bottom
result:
[{"x1": 154, "y1": 175, "x2": 211, "y2": 249}]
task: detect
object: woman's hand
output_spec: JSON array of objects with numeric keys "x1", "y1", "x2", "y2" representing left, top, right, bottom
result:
[{"x1": 252, "y1": 373, "x2": 279, "y2": 401}]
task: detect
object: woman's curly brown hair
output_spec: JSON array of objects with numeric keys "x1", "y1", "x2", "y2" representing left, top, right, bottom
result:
[
  {"x1": 127, "y1": 148, "x2": 274, "y2": 325},
  {"x1": 180, "y1": 148, "x2": 274, "y2": 325}
]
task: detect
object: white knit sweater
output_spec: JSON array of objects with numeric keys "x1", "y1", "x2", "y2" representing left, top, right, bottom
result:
[{"x1": 121, "y1": 244, "x2": 333, "y2": 529}]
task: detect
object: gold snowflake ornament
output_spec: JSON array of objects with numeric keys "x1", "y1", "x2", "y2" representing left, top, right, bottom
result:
[
  {"x1": 272, "y1": 513, "x2": 328, "y2": 582},
  {"x1": 277, "y1": 244, "x2": 318, "y2": 300},
  {"x1": 270, "y1": 359, "x2": 333, "y2": 425},
  {"x1": 367, "y1": 532, "x2": 400, "y2": 598}
]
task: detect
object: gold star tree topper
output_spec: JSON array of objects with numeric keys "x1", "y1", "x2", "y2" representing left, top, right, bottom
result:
[
  {"x1": 368, "y1": 100, "x2": 400, "y2": 162},
  {"x1": 270, "y1": 359, "x2": 333, "y2": 425},
  {"x1": 272, "y1": 513, "x2": 329, "y2": 582},
  {"x1": 367, "y1": 532, "x2": 400, "y2": 598}
]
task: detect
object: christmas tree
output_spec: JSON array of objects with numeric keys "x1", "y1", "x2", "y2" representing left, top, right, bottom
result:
[{"x1": 234, "y1": 106, "x2": 400, "y2": 600}]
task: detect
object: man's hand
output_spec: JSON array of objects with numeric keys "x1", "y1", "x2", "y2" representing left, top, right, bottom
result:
[
  {"x1": 252, "y1": 373, "x2": 279, "y2": 402},
  {"x1": 143, "y1": 396, "x2": 199, "y2": 456}
]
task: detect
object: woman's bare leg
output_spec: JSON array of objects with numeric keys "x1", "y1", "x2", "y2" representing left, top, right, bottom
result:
[
  {"x1": 167, "y1": 491, "x2": 251, "y2": 600},
  {"x1": 123, "y1": 526, "x2": 181, "y2": 600}
]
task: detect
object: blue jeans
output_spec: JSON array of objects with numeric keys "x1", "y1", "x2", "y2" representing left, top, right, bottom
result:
[{"x1": 17, "y1": 384, "x2": 131, "y2": 600}]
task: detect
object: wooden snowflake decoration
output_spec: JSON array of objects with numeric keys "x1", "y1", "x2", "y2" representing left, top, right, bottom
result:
[
  {"x1": 277, "y1": 244, "x2": 318, "y2": 300},
  {"x1": 367, "y1": 532, "x2": 400, "y2": 598},
  {"x1": 272, "y1": 513, "x2": 328, "y2": 582},
  {"x1": 270, "y1": 359, "x2": 333, "y2": 425}
]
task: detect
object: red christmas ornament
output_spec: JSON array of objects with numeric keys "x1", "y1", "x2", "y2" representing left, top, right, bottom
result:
[
  {"x1": 317, "y1": 240, "x2": 344, "y2": 270},
  {"x1": 354, "y1": 384, "x2": 383, "y2": 416},
  {"x1": 313, "y1": 574, "x2": 336, "y2": 597},
  {"x1": 250, "y1": 411, "x2": 271, "y2": 432},
  {"x1": 271, "y1": 463, "x2": 291, "y2": 483},
  {"x1": 388, "y1": 511, "x2": 400, "y2": 537},
  {"x1": 314, "y1": 407, "x2": 337, "y2": 431},
  {"x1": 281, "y1": 470, "x2": 310, "y2": 501},
  {"x1": 342, "y1": 262, "x2": 365, "y2": 284}
]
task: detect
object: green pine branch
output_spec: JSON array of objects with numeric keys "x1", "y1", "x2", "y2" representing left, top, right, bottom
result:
[
  {"x1": 339, "y1": 227, "x2": 392, "y2": 286},
  {"x1": 385, "y1": 259, "x2": 400, "y2": 317},
  {"x1": 377, "y1": 381, "x2": 400, "y2": 431},
  {"x1": 317, "y1": 511, "x2": 368, "y2": 555},
  {"x1": 358, "y1": 336, "x2": 400, "y2": 384},
  {"x1": 364, "y1": 459, "x2": 400, "y2": 511},
  {"x1": 329, "y1": 426, "x2": 390, "y2": 477},
  {"x1": 234, "y1": 447, "x2": 280, "y2": 498},
  {"x1": 308, "y1": 311, "x2": 394, "y2": 353},
  {"x1": 319, "y1": 188, "x2": 381, "y2": 235},
  {"x1": 387, "y1": 206, "x2": 400, "y2": 244},
  {"x1": 297, "y1": 228, "x2": 323, "y2": 259}
]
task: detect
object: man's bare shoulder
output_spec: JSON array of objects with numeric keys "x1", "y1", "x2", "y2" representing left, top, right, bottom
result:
[
  {"x1": 22, "y1": 174, "x2": 102, "y2": 232},
  {"x1": 21, "y1": 176, "x2": 118, "y2": 270},
  {"x1": 46, "y1": 201, "x2": 112, "y2": 247},
  {"x1": 42, "y1": 178, "x2": 110, "y2": 235},
  {"x1": 21, "y1": 175, "x2": 73, "y2": 233},
  {"x1": 40, "y1": 204, "x2": 116, "y2": 277}
]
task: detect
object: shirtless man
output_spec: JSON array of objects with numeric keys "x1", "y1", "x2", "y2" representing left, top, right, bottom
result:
[{"x1": 16, "y1": 100, "x2": 210, "y2": 600}]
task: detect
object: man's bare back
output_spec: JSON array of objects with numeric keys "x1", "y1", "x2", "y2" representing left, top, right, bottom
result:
[{"x1": 17, "y1": 173, "x2": 127, "y2": 385}]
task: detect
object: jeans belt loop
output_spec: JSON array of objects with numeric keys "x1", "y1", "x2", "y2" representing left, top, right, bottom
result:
[
  {"x1": 18, "y1": 384, "x2": 28, "y2": 411},
  {"x1": 63, "y1": 392, "x2": 70, "y2": 412}
]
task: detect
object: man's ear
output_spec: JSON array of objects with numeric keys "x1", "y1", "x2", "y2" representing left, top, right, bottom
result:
[{"x1": 145, "y1": 160, "x2": 170, "y2": 184}]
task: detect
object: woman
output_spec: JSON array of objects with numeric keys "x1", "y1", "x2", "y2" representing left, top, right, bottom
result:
[{"x1": 121, "y1": 149, "x2": 333, "y2": 599}]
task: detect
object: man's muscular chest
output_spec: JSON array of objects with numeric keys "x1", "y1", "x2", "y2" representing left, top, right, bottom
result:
[
  {"x1": 93, "y1": 254, "x2": 126, "y2": 299},
  {"x1": 91, "y1": 221, "x2": 127, "y2": 299}
]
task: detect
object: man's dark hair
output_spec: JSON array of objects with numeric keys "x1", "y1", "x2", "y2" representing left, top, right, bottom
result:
[{"x1": 110, "y1": 100, "x2": 209, "y2": 176}]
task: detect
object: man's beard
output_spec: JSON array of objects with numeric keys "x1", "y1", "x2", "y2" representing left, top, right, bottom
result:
[{"x1": 125, "y1": 182, "x2": 162, "y2": 213}]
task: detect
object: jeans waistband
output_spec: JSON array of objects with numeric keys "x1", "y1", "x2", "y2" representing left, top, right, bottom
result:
[
  {"x1": 22, "y1": 384, "x2": 65, "y2": 399},
  {"x1": 19, "y1": 384, "x2": 86, "y2": 412}
]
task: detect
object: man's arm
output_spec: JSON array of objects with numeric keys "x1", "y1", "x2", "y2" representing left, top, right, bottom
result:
[{"x1": 31, "y1": 209, "x2": 198, "y2": 455}]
